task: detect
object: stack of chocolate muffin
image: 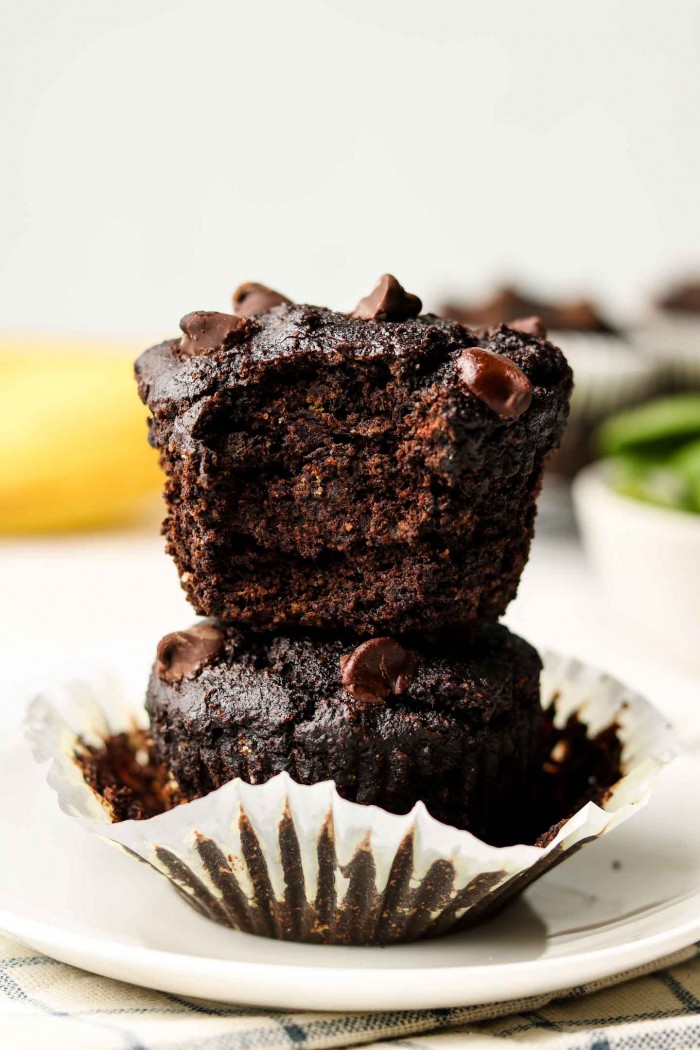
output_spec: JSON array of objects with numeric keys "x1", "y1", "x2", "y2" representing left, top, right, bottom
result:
[{"x1": 136, "y1": 275, "x2": 572, "y2": 843}]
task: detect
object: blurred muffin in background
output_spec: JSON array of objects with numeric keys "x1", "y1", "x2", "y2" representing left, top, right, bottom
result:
[
  {"x1": 634, "y1": 277, "x2": 700, "y2": 390},
  {"x1": 440, "y1": 285, "x2": 659, "y2": 483},
  {"x1": 441, "y1": 284, "x2": 618, "y2": 335}
]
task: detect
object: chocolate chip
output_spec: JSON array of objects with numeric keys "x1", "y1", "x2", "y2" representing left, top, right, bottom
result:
[
  {"x1": 457, "y1": 346, "x2": 533, "y2": 420},
  {"x1": 178, "y1": 311, "x2": 249, "y2": 358},
  {"x1": 156, "y1": 623, "x2": 224, "y2": 683},
  {"x1": 232, "y1": 282, "x2": 292, "y2": 317},
  {"x1": 351, "y1": 274, "x2": 422, "y2": 322},
  {"x1": 339, "y1": 638, "x2": 417, "y2": 704},
  {"x1": 508, "y1": 315, "x2": 547, "y2": 339}
]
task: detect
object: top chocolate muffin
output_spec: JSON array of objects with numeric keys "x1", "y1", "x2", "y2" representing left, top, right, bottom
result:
[{"x1": 136, "y1": 275, "x2": 572, "y2": 636}]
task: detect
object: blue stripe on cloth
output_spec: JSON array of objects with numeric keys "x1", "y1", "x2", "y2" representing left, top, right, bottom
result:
[
  {"x1": 652, "y1": 969, "x2": 700, "y2": 1012},
  {"x1": 2, "y1": 939, "x2": 700, "y2": 1049},
  {"x1": 389, "y1": 1043, "x2": 433, "y2": 1050},
  {"x1": 593, "y1": 1022, "x2": 700, "y2": 1049},
  {"x1": 523, "y1": 1010, "x2": 563, "y2": 1032},
  {"x1": 281, "y1": 1022, "x2": 306, "y2": 1043},
  {"x1": 0, "y1": 959, "x2": 146, "y2": 1050},
  {"x1": 162, "y1": 992, "x2": 245, "y2": 1017},
  {"x1": 162, "y1": 992, "x2": 272, "y2": 1019},
  {"x1": 506, "y1": 1006, "x2": 700, "y2": 1033},
  {"x1": 157, "y1": 1028, "x2": 308, "y2": 1050},
  {"x1": 1, "y1": 954, "x2": 61, "y2": 969}
]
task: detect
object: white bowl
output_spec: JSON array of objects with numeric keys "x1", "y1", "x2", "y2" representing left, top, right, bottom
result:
[{"x1": 573, "y1": 464, "x2": 700, "y2": 668}]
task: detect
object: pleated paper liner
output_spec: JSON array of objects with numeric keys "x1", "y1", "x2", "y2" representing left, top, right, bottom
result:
[{"x1": 25, "y1": 652, "x2": 679, "y2": 946}]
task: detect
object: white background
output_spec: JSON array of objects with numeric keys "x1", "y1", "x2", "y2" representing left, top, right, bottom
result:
[{"x1": 2, "y1": 0, "x2": 700, "y2": 338}]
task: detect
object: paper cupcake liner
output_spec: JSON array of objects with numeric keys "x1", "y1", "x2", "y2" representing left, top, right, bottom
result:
[
  {"x1": 632, "y1": 317, "x2": 700, "y2": 389},
  {"x1": 24, "y1": 653, "x2": 679, "y2": 946},
  {"x1": 549, "y1": 332, "x2": 660, "y2": 423}
]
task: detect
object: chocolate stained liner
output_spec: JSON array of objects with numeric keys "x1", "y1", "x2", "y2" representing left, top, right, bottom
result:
[{"x1": 25, "y1": 653, "x2": 679, "y2": 946}]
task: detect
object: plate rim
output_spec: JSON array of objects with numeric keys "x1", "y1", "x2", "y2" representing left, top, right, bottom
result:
[{"x1": 1, "y1": 903, "x2": 699, "y2": 1011}]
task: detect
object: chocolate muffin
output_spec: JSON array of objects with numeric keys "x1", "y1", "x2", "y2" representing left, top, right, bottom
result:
[
  {"x1": 136, "y1": 276, "x2": 572, "y2": 636},
  {"x1": 657, "y1": 278, "x2": 700, "y2": 315},
  {"x1": 146, "y1": 620, "x2": 543, "y2": 840},
  {"x1": 441, "y1": 284, "x2": 617, "y2": 334}
]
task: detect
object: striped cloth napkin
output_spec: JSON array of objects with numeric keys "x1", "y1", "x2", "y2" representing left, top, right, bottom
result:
[{"x1": 2, "y1": 934, "x2": 699, "y2": 1049}]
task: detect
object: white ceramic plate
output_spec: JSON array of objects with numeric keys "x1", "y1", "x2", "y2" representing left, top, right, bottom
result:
[{"x1": 1, "y1": 730, "x2": 699, "y2": 1012}]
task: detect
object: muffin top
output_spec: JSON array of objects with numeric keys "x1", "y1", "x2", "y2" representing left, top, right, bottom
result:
[
  {"x1": 149, "y1": 619, "x2": 542, "y2": 724},
  {"x1": 135, "y1": 274, "x2": 572, "y2": 437},
  {"x1": 134, "y1": 276, "x2": 572, "y2": 635}
]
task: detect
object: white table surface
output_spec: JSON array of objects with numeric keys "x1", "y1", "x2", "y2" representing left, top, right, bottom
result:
[{"x1": 1, "y1": 511, "x2": 697, "y2": 740}]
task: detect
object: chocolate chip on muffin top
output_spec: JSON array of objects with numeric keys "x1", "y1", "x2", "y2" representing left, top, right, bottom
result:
[
  {"x1": 339, "y1": 638, "x2": 417, "y2": 704},
  {"x1": 351, "y1": 274, "x2": 422, "y2": 322},
  {"x1": 457, "y1": 346, "x2": 533, "y2": 420},
  {"x1": 232, "y1": 282, "x2": 292, "y2": 317},
  {"x1": 178, "y1": 311, "x2": 250, "y2": 359},
  {"x1": 156, "y1": 623, "x2": 225, "y2": 683}
]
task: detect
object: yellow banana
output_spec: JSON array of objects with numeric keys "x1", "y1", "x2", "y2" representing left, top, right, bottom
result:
[{"x1": 0, "y1": 334, "x2": 162, "y2": 532}]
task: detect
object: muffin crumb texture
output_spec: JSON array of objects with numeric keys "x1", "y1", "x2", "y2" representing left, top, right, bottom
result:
[{"x1": 135, "y1": 291, "x2": 572, "y2": 635}]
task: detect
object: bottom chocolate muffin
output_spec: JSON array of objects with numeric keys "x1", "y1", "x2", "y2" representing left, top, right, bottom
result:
[
  {"x1": 146, "y1": 621, "x2": 542, "y2": 840},
  {"x1": 32, "y1": 649, "x2": 669, "y2": 946}
]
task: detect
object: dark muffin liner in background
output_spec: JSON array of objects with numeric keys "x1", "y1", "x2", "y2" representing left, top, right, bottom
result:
[
  {"x1": 550, "y1": 332, "x2": 658, "y2": 424},
  {"x1": 633, "y1": 316, "x2": 700, "y2": 389},
  {"x1": 537, "y1": 333, "x2": 658, "y2": 525},
  {"x1": 546, "y1": 332, "x2": 658, "y2": 481},
  {"x1": 25, "y1": 653, "x2": 678, "y2": 946}
]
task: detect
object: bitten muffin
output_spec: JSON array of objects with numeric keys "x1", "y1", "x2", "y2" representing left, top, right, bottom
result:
[
  {"x1": 136, "y1": 276, "x2": 572, "y2": 636},
  {"x1": 146, "y1": 620, "x2": 543, "y2": 840},
  {"x1": 439, "y1": 285, "x2": 661, "y2": 482}
]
